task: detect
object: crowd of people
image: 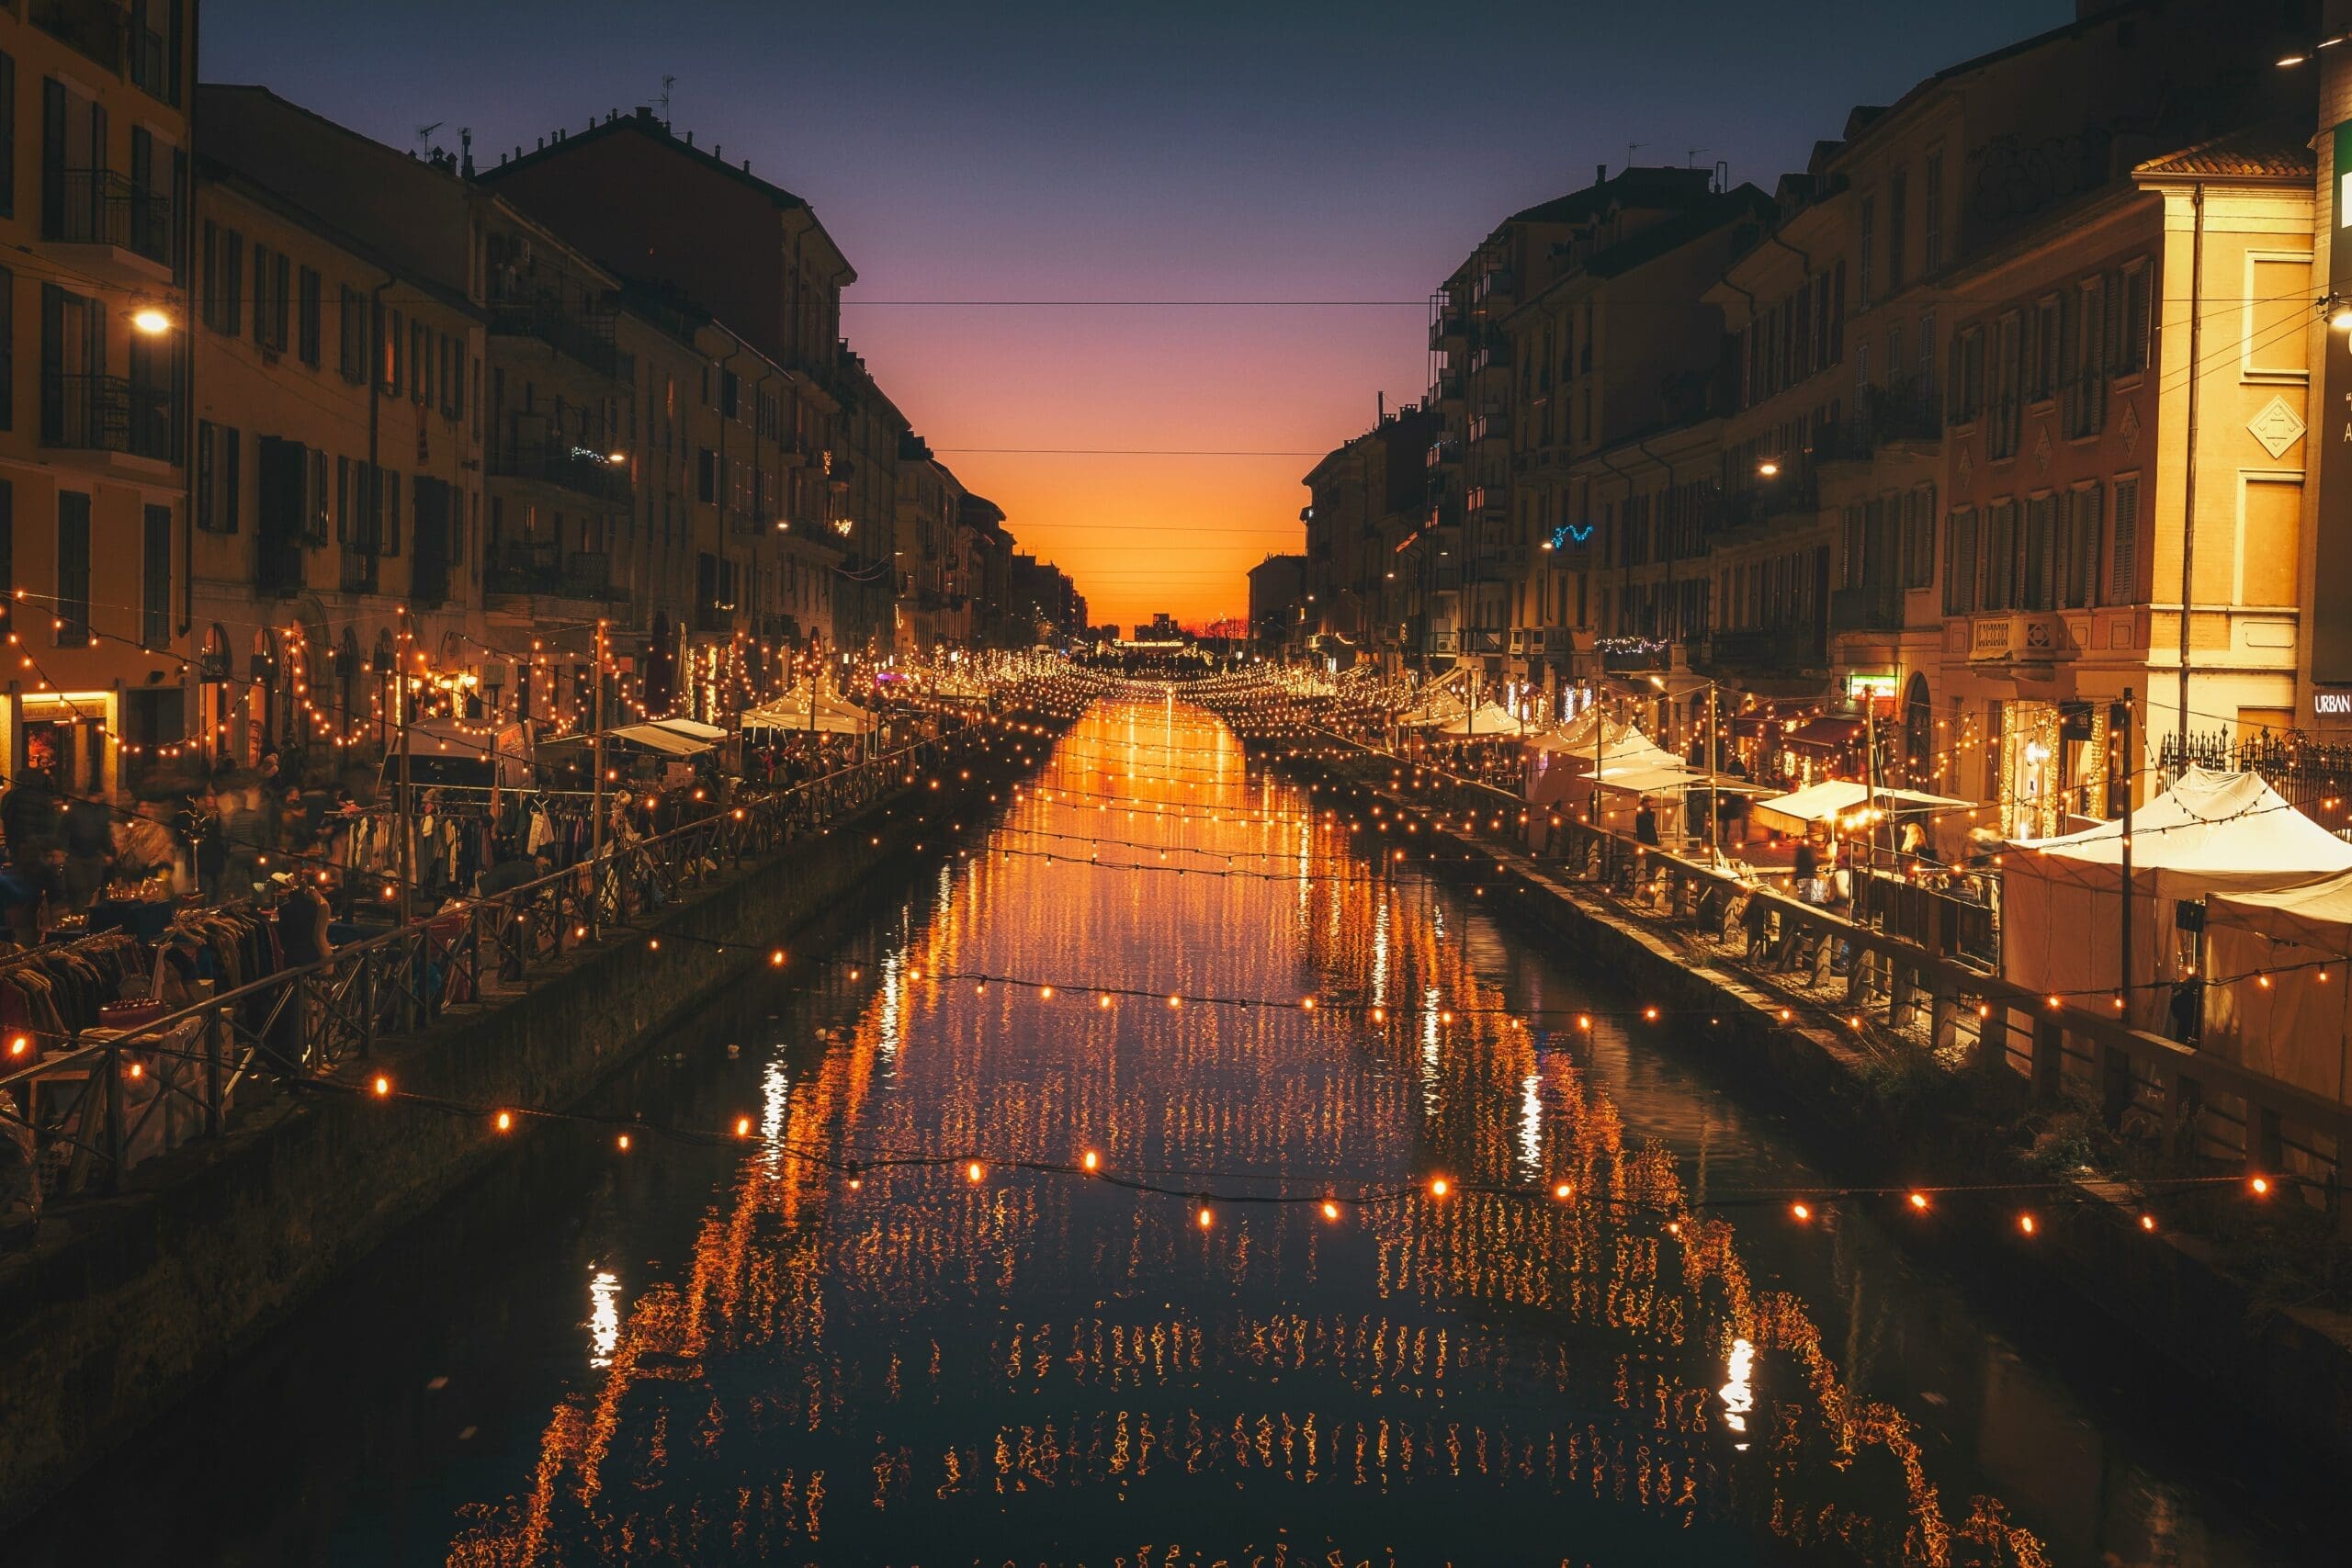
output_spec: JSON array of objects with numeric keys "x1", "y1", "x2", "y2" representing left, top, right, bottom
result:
[{"x1": 0, "y1": 728, "x2": 886, "y2": 953}]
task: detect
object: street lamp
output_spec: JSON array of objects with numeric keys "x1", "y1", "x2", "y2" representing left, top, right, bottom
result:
[
  {"x1": 1756, "y1": 458, "x2": 1781, "y2": 479},
  {"x1": 130, "y1": 305, "x2": 175, "y2": 335}
]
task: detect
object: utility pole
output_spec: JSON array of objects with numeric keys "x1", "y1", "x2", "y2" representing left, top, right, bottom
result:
[
  {"x1": 397, "y1": 619, "x2": 413, "y2": 929},
  {"x1": 590, "y1": 620, "x2": 606, "y2": 940}
]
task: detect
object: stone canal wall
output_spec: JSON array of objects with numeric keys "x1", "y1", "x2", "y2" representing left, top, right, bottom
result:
[
  {"x1": 1302, "y1": 759, "x2": 2352, "y2": 1475},
  {"x1": 0, "y1": 752, "x2": 1027, "y2": 1525}
]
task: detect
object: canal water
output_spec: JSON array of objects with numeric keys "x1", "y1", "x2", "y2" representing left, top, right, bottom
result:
[{"x1": 23, "y1": 698, "x2": 2325, "y2": 1566}]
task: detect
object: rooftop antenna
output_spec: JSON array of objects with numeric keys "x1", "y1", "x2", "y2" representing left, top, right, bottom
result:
[
  {"x1": 1685, "y1": 146, "x2": 1708, "y2": 168},
  {"x1": 1625, "y1": 141, "x2": 1645, "y2": 171},
  {"x1": 659, "y1": 73, "x2": 674, "y2": 127},
  {"x1": 415, "y1": 120, "x2": 443, "y2": 156}
]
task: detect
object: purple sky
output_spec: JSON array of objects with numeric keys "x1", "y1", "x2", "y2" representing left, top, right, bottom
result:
[{"x1": 205, "y1": 0, "x2": 2067, "y2": 630}]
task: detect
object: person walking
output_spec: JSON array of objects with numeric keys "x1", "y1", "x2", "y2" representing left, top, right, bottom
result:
[
  {"x1": 1634, "y1": 795, "x2": 1660, "y2": 848},
  {"x1": 61, "y1": 789, "x2": 116, "y2": 912}
]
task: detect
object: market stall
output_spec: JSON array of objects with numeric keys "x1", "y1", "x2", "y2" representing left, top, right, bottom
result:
[
  {"x1": 2002, "y1": 768, "x2": 2352, "y2": 1033},
  {"x1": 2201, "y1": 873, "x2": 2352, "y2": 1106}
]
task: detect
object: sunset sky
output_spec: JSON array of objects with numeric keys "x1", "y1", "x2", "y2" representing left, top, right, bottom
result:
[{"x1": 210, "y1": 0, "x2": 2060, "y2": 634}]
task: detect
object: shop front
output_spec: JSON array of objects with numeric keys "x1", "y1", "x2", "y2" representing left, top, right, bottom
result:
[
  {"x1": 6, "y1": 689, "x2": 119, "y2": 799},
  {"x1": 2000, "y1": 698, "x2": 2122, "y2": 840}
]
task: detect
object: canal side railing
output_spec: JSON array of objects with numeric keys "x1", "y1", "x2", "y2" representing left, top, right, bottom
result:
[
  {"x1": 0, "y1": 725, "x2": 967, "y2": 1213},
  {"x1": 1304, "y1": 735, "x2": 2352, "y2": 1231}
]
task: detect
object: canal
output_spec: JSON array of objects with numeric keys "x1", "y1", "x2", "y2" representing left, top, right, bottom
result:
[{"x1": 20, "y1": 697, "x2": 2325, "y2": 1565}]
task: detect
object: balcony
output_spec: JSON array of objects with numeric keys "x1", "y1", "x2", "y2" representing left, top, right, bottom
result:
[
  {"x1": 1459, "y1": 627, "x2": 1505, "y2": 655},
  {"x1": 32, "y1": 1, "x2": 125, "y2": 73},
  {"x1": 340, "y1": 553, "x2": 380, "y2": 595},
  {"x1": 1425, "y1": 436, "x2": 1461, "y2": 471},
  {"x1": 487, "y1": 541, "x2": 621, "y2": 604},
  {"x1": 1469, "y1": 411, "x2": 1508, "y2": 448},
  {"x1": 1829, "y1": 580, "x2": 1903, "y2": 634},
  {"x1": 487, "y1": 443, "x2": 632, "y2": 505},
  {"x1": 1469, "y1": 341, "x2": 1513, "y2": 378},
  {"x1": 1431, "y1": 371, "x2": 1464, "y2": 408},
  {"x1": 1701, "y1": 624, "x2": 1825, "y2": 674},
  {"x1": 40, "y1": 168, "x2": 175, "y2": 283},
  {"x1": 487, "y1": 294, "x2": 628, "y2": 380},
  {"x1": 1966, "y1": 611, "x2": 2070, "y2": 665},
  {"x1": 1429, "y1": 305, "x2": 1468, "y2": 352},
  {"x1": 40, "y1": 373, "x2": 180, "y2": 466},
  {"x1": 1472, "y1": 268, "x2": 1515, "y2": 312}
]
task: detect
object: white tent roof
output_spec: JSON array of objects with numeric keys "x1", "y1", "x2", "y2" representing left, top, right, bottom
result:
[
  {"x1": 607, "y1": 723, "x2": 714, "y2": 756},
  {"x1": 741, "y1": 689, "x2": 876, "y2": 736},
  {"x1": 2208, "y1": 873, "x2": 2352, "y2": 953},
  {"x1": 1431, "y1": 704, "x2": 1522, "y2": 737},
  {"x1": 2012, "y1": 767, "x2": 2352, "y2": 887},
  {"x1": 1752, "y1": 780, "x2": 1971, "y2": 831},
  {"x1": 650, "y1": 716, "x2": 729, "y2": 741}
]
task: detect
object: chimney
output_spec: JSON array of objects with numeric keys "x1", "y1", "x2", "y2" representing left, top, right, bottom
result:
[
  {"x1": 684, "y1": 130, "x2": 694, "y2": 146},
  {"x1": 1596, "y1": 163, "x2": 1607, "y2": 183},
  {"x1": 460, "y1": 127, "x2": 473, "y2": 177},
  {"x1": 714, "y1": 143, "x2": 721, "y2": 159}
]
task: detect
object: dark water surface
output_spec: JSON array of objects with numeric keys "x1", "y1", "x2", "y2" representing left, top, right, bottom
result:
[{"x1": 23, "y1": 699, "x2": 2325, "y2": 1566}]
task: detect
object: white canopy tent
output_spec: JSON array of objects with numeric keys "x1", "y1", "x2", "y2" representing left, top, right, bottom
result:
[
  {"x1": 2204, "y1": 874, "x2": 2352, "y2": 1107},
  {"x1": 1526, "y1": 727, "x2": 1686, "y2": 807},
  {"x1": 741, "y1": 688, "x2": 877, "y2": 737},
  {"x1": 607, "y1": 722, "x2": 714, "y2": 757},
  {"x1": 1750, "y1": 780, "x2": 1970, "y2": 835},
  {"x1": 650, "y1": 716, "x2": 729, "y2": 742},
  {"x1": 1430, "y1": 704, "x2": 1522, "y2": 737},
  {"x1": 2002, "y1": 768, "x2": 2352, "y2": 1032}
]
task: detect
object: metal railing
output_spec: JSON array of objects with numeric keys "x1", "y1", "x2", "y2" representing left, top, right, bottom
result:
[
  {"x1": 486, "y1": 442, "x2": 632, "y2": 504},
  {"x1": 0, "y1": 724, "x2": 967, "y2": 1211},
  {"x1": 41, "y1": 168, "x2": 175, "y2": 261},
  {"x1": 39, "y1": 373, "x2": 181, "y2": 461}
]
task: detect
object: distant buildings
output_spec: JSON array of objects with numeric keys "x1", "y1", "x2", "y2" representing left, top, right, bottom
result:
[
  {"x1": 0, "y1": 17, "x2": 1082, "y2": 796},
  {"x1": 1245, "y1": 554, "x2": 1308, "y2": 654}
]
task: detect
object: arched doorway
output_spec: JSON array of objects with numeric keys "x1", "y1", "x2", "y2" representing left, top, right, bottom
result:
[{"x1": 1903, "y1": 671, "x2": 1933, "y2": 790}]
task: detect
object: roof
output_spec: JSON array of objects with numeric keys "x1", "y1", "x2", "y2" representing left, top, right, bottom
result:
[
  {"x1": 1584, "y1": 186, "x2": 1773, "y2": 279},
  {"x1": 483, "y1": 107, "x2": 812, "y2": 214},
  {"x1": 1505, "y1": 165, "x2": 1716, "y2": 228},
  {"x1": 2010, "y1": 768, "x2": 2352, "y2": 886},
  {"x1": 2133, "y1": 119, "x2": 2317, "y2": 181}
]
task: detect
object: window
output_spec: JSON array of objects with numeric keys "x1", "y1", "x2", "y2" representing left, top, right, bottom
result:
[
  {"x1": 307, "y1": 446, "x2": 330, "y2": 541},
  {"x1": 376, "y1": 468, "x2": 402, "y2": 555},
  {"x1": 1989, "y1": 313, "x2": 2022, "y2": 458},
  {"x1": 335, "y1": 456, "x2": 353, "y2": 544},
  {"x1": 253, "y1": 243, "x2": 288, "y2": 352},
  {"x1": 297, "y1": 266, "x2": 322, "y2": 366},
  {"x1": 1983, "y1": 500, "x2": 2017, "y2": 610},
  {"x1": 196, "y1": 420, "x2": 240, "y2": 532},
  {"x1": 696, "y1": 446, "x2": 718, "y2": 502},
  {"x1": 2065, "y1": 276, "x2": 2107, "y2": 438},
  {"x1": 2059, "y1": 482, "x2": 2102, "y2": 609},
  {"x1": 380, "y1": 305, "x2": 401, "y2": 393},
  {"x1": 1858, "y1": 194, "x2": 1876, "y2": 303},
  {"x1": 1948, "y1": 325, "x2": 1983, "y2": 423},
  {"x1": 2110, "y1": 476, "x2": 2139, "y2": 601},
  {"x1": 201, "y1": 222, "x2": 243, "y2": 335},
  {"x1": 410, "y1": 321, "x2": 428, "y2": 404},
  {"x1": 0, "y1": 479, "x2": 11, "y2": 637},
  {"x1": 338, "y1": 285, "x2": 366, "y2": 381},
  {"x1": 1886, "y1": 168, "x2": 1907, "y2": 292},
  {"x1": 141, "y1": 503, "x2": 171, "y2": 649},
  {"x1": 2021, "y1": 493, "x2": 2055, "y2": 610},
  {"x1": 720, "y1": 368, "x2": 740, "y2": 420},
  {"x1": 1917, "y1": 310, "x2": 1936, "y2": 399},
  {"x1": 55, "y1": 491, "x2": 90, "y2": 646},
  {"x1": 0, "y1": 51, "x2": 14, "y2": 220},
  {"x1": 2118, "y1": 262, "x2": 2151, "y2": 375},
  {"x1": 0, "y1": 264, "x2": 12, "y2": 433},
  {"x1": 2029, "y1": 295, "x2": 2060, "y2": 403},
  {"x1": 1903, "y1": 482, "x2": 1936, "y2": 588},
  {"x1": 1922, "y1": 152, "x2": 1942, "y2": 273}
]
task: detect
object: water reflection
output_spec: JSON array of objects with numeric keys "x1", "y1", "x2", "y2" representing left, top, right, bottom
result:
[{"x1": 432, "y1": 700, "x2": 2263, "y2": 1566}]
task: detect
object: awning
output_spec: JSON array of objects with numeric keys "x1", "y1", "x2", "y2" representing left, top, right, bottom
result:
[
  {"x1": 1784, "y1": 716, "x2": 1866, "y2": 752},
  {"x1": 1751, "y1": 780, "x2": 1971, "y2": 832},
  {"x1": 607, "y1": 723, "x2": 714, "y2": 756},
  {"x1": 650, "y1": 716, "x2": 729, "y2": 741}
]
